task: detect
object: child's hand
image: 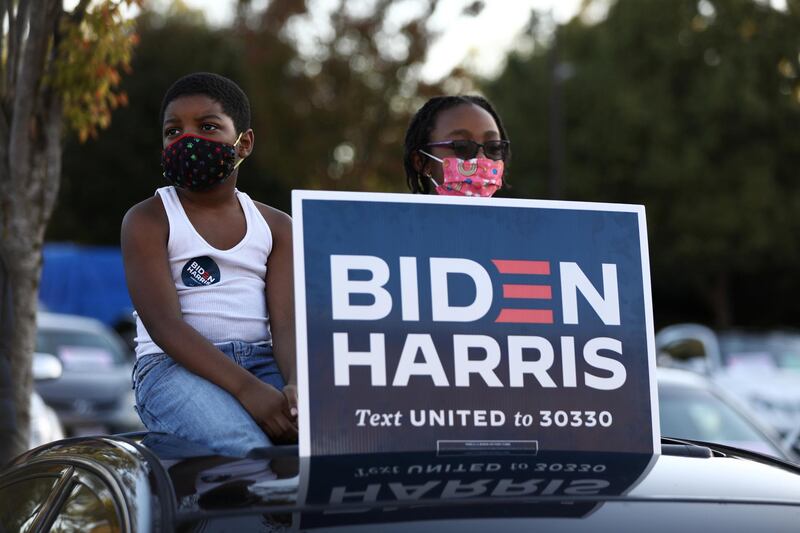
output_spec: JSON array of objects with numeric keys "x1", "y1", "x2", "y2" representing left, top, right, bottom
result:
[
  {"x1": 282, "y1": 384, "x2": 298, "y2": 418},
  {"x1": 237, "y1": 380, "x2": 298, "y2": 444}
]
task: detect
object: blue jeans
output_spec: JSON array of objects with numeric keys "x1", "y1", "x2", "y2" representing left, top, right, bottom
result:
[{"x1": 132, "y1": 341, "x2": 285, "y2": 457}]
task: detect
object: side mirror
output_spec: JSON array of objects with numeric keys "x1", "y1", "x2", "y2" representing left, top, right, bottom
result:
[
  {"x1": 32, "y1": 352, "x2": 63, "y2": 381},
  {"x1": 656, "y1": 338, "x2": 711, "y2": 375}
]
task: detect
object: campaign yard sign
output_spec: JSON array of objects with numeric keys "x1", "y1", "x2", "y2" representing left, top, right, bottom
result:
[{"x1": 293, "y1": 191, "x2": 660, "y2": 457}]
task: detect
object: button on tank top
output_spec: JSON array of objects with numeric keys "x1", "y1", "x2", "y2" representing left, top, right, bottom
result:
[{"x1": 134, "y1": 186, "x2": 272, "y2": 358}]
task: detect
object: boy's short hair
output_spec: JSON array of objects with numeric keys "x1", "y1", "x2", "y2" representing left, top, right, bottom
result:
[{"x1": 159, "y1": 72, "x2": 251, "y2": 133}]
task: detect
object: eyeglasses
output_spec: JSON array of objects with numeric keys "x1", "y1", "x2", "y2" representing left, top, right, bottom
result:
[{"x1": 425, "y1": 139, "x2": 510, "y2": 161}]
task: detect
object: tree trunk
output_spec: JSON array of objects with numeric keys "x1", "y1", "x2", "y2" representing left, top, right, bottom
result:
[
  {"x1": 0, "y1": 4, "x2": 64, "y2": 456},
  {"x1": 2, "y1": 235, "x2": 41, "y2": 460},
  {"x1": 0, "y1": 117, "x2": 63, "y2": 460},
  {"x1": 707, "y1": 272, "x2": 732, "y2": 329},
  {"x1": 0, "y1": 251, "x2": 15, "y2": 466}
]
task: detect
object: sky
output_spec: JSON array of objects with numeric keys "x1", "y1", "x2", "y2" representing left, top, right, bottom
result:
[
  {"x1": 168, "y1": 0, "x2": 789, "y2": 82},
  {"x1": 175, "y1": 0, "x2": 586, "y2": 81}
]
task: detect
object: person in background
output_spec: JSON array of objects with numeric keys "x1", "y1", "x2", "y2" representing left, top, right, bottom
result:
[
  {"x1": 121, "y1": 72, "x2": 297, "y2": 457},
  {"x1": 403, "y1": 95, "x2": 511, "y2": 197}
]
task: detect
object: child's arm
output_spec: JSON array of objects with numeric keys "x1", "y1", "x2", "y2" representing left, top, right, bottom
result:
[
  {"x1": 258, "y1": 206, "x2": 298, "y2": 418},
  {"x1": 121, "y1": 198, "x2": 297, "y2": 442}
]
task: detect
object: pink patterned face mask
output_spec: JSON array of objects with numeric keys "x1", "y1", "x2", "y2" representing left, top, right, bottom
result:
[{"x1": 421, "y1": 151, "x2": 504, "y2": 197}]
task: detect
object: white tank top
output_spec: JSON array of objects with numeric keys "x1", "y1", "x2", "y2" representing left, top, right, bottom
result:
[{"x1": 134, "y1": 186, "x2": 273, "y2": 358}]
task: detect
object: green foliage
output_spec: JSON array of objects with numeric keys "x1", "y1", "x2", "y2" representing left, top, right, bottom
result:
[
  {"x1": 52, "y1": 8, "x2": 248, "y2": 243},
  {"x1": 51, "y1": 0, "x2": 460, "y2": 242},
  {"x1": 49, "y1": 0, "x2": 800, "y2": 327},
  {"x1": 51, "y1": 1, "x2": 141, "y2": 142},
  {"x1": 486, "y1": 0, "x2": 800, "y2": 326},
  {"x1": 236, "y1": 0, "x2": 453, "y2": 198}
]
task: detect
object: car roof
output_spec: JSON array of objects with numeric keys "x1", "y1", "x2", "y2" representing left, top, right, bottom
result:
[{"x1": 11, "y1": 432, "x2": 800, "y2": 529}]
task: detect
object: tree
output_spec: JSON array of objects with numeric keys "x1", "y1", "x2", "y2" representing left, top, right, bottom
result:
[
  {"x1": 236, "y1": 0, "x2": 472, "y2": 199},
  {"x1": 49, "y1": 0, "x2": 475, "y2": 239},
  {"x1": 486, "y1": 0, "x2": 800, "y2": 327},
  {"x1": 0, "y1": 0, "x2": 139, "y2": 462},
  {"x1": 51, "y1": 5, "x2": 246, "y2": 244}
]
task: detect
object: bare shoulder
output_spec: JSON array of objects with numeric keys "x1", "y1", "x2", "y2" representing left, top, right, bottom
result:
[
  {"x1": 253, "y1": 200, "x2": 292, "y2": 237},
  {"x1": 121, "y1": 195, "x2": 168, "y2": 244}
]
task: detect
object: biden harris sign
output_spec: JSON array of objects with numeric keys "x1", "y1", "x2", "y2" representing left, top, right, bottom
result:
[{"x1": 292, "y1": 191, "x2": 660, "y2": 457}]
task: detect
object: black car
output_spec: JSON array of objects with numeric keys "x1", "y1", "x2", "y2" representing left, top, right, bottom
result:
[{"x1": 2, "y1": 432, "x2": 800, "y2": 532}]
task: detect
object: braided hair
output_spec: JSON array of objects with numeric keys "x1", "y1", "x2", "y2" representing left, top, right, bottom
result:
[{"x1": 403, "y1": 95, "x2": 510, "y2": 194}]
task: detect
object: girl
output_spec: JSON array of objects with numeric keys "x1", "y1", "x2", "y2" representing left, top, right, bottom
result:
[{"x1": 403, "y1": 95, "x2": 511, "y2": 196}]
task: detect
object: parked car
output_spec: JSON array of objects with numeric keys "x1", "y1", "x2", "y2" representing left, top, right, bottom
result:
[
  {"x1": 33, "y1": 311, "x2": 142, "y2": 436},
  {"x1": 657, "y1": 367, "x2": 796, "y2": 462},
  {"x1": 29, "y1": 351, "x2": 65, "y2": 449},
  {"x1": 655, "y1": 323, "x2": 800, "y2": 437},
  {"x1": 2, "y1": 431, "x2": 800, "y2": 532},
  {"x1": 27, "y1": 391, "x2": 64, "y2": 450}
]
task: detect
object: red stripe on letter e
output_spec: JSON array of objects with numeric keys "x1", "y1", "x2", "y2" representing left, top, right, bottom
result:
[
  {"x1": 492, "y1": 260, "x2": 550, "y2": 275},
  {"x1": 496, "y1": 309, "x2": 554, "y2": 324}
]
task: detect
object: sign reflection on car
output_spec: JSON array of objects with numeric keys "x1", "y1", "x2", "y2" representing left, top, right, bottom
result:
[{"x1": 296, "y1": 451, "x2": 655, "y2": 529}]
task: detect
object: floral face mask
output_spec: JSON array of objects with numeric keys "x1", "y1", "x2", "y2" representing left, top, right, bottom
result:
[{"x1": 420, "y1": 150, "x2": 504, "y2": 197}]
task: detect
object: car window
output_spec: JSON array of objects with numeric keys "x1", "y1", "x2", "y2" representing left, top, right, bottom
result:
[
  {"x1": 718, "y1": 333, "x2": 800, "y2": 372},
  {"x1": 771, "y1": 340, "x2": 800, "y2": 370},
  {"x1": 659, "y1": 385, "x2": 783, "y2": 457},
  {"x1": 719, "y1": 334, "x2": 776, "y2": 370},
  {"x1": 36, "y1": 328, "x2": 126, "y2": 367},
  {"x1": 49, "y1": 471, "x2": 121, "y2": 533},
  {"x1": 0, "y1": 474, "x2": 60, "y2": 532}
]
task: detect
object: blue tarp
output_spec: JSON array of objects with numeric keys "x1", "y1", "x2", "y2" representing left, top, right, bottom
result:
[{"x1": 40, "y1": 243, "x2": 133, "y2": 327}]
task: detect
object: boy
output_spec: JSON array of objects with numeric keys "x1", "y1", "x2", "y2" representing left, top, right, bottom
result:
[{"x1": 122, "y1": 72, "x2": 297, "y2": 456}]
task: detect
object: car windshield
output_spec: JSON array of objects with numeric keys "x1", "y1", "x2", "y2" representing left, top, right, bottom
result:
[
  {"x1": 717, "y1": 332, "x2": 800, "y2": 372},
  {"x1": 36, "y1": 328, "x2": 127, "y2": 369},
  {"x1": 659, "y1": 384, "x2": 783, "y2": 458}
]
